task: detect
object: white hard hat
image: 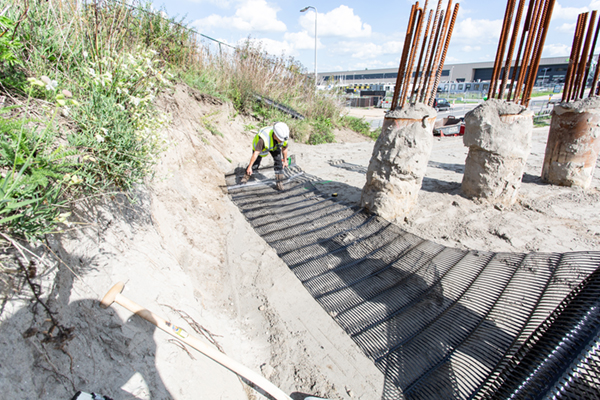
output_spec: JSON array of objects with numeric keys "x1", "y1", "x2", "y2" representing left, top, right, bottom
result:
[{"x1": 273, "y1": 122, "x2": 290, "y2": 142}]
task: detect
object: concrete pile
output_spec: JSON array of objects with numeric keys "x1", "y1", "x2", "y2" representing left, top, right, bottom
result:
[
  {"x1": 361, "y1": 103, "x2": 436, "y2": 221},
  {"x1": 542, "y1": 97, "x2": 600, "y2": 189},
  {"x1": 461, "y1": 99, "x2": 533, "y2": 205}
]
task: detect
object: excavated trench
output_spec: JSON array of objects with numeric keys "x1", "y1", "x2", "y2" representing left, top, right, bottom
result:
[{"x1": 226, "y1": 165, "x2": 600, "y2": 400}]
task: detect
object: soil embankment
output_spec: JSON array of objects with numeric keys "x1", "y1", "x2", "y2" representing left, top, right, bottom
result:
[{"x1": 1, "y1": 86, "x2": 599, "y2": 399}]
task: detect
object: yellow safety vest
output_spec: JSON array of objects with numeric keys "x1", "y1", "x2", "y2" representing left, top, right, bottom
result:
[{"x1": 252, "y1": 127, "x2": 288, "y2": 157}]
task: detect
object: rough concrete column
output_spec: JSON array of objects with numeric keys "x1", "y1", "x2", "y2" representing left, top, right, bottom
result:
[
  {"x1": 461, "y1": 99, "x2": 533, "y2": 205},
  {"x1": 541, "y1": 97, "x2": 600, "y2": 189},
  {"x1": 361, "y1": 103, "x2": 436, "y2": 221}
]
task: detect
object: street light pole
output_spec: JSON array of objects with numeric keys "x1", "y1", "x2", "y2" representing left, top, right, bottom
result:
[
  {"x1": 300, "y1": 6, "x2": 317, "y2": 91},
  {"x1": 541, "y1": 67, "x2": 549, "y2": 87}
]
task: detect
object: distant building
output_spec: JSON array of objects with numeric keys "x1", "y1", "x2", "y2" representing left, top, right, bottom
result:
[{"x1": 319, "y1": 56, "x2": 575, "y2": 91}]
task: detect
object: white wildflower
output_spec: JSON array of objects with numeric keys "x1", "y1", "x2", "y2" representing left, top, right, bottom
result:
[
  {"x1": 41, "y1": 76, "x2": 58, "y2": 91},
  {"x1": 130, "y1": 96, "x2": 141, "y2": 107},
  {"x1": 56, "y1": 212, "x2": 71, "y2": 223},
  {"x1": 70, "y1": 175, "x2": 83, "y2": 185}
]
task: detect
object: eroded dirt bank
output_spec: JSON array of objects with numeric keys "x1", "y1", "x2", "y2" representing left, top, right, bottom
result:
[
  {"x1": 1, "y1": 85, "x2": 599, "y2": 400},
  {"x1": 0, "y1": 84, "x2": 381, "y2": 400}
]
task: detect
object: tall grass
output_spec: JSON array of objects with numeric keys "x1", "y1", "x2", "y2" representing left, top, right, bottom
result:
[
  {"x1": 179, "y1": 39, "x2": 345, "y2": 138},
  {"x1": 1, "y1": 0, "x2": 175, "y2": 240},
  {"x1": 0, "y1": 0, "x2": 347, "y2": 243}
]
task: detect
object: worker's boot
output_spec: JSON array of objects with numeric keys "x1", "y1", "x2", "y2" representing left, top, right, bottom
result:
[
  {"x1": 275, "y1": 174, "x2": 284, "y2": 191},
  {"x1": 240, "y1": 174, "x2": 250, "y2": 184}
]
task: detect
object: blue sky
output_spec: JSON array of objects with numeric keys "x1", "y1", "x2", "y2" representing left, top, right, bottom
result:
[{"x1": 149, "y1": 0, "x2": 600, "y2": 73}]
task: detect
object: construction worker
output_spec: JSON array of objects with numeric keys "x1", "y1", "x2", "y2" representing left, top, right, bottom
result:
[{"x1": 241, "y1": 122, "x2": 290, "y2": 190}]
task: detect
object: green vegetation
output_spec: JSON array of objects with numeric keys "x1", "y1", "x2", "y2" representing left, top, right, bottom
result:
[
  {"x1": 340, "y1": 116, "x2": 370, "y2": 135},
  {"x1": 338, "y1": 115, "x2": 381, "y2": 140},
  {"x1": 534, "y1": 116, "x2": 552, "y2": 127},
  {"x1": 309, "y1": 117, "x2": 335, "y2": 144},
  {"x1": 0, "y1": 0, "x2": 357, "y2": 243}
]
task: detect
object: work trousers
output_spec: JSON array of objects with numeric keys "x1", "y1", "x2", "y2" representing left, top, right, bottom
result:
[{"x1": 252, "y1": 149, "x2": 284, "y2": 174}]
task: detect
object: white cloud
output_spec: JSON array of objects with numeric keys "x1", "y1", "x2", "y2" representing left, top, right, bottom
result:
[
  {"x1": 184, "y1": 0, "x2": 232, "y2": 6},
  {"x1": 284, "y1": 31, "x2": 323, "y2": 50},
  {"x1": 543, "y1": 43, "x2": 571, "y2": 56},
  {"x1": 553, "y1": 2, "x2": 589, "y2": 20},
  {"x1": 300, "y1": 6, "x2": 372, "y2": 38},
  {"x1": 452, "y1": 18, "x2": 503, "y2": 45},
  {"x1": 382, "y1": 41, "x2": 404, "y2": 55},
  {"x1": 557, "y1": 22, "x2": 577, "y2": 33},
  {"x1": 332, "y1": 40, "x2": 405, "y2": 59},
  {"x1": 194, "y1": 0, "x2": 286, "y2": 32},
  {"x1": 462, "y1": 45, "x2": 481, "y2": 52}
]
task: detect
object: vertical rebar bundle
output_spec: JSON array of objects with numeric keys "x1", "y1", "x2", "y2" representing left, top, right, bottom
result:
[
  {"x1": 391, "y1": 0, "x2": 459, "y2": 110},
  {"x1": 487, "y1": 0, "x2": 556, "y2": 107},
  {"x1": 562, "y1": 11, "x2": 600, "y2": 102}
]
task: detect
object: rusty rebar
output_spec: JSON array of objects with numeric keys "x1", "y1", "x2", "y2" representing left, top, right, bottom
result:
[
  {"x1": 513, "y1": 0, "x2": 544, "y2": 103},
  {"x1": 431, "y1": 4, "x2": 459, "y2": 105},
  {"x1": 488, "y1": 0, "x2": 556, "y2": 106},
  {"x1": 398, "y1": 6, "x2": 422, "y2": 108},
  {"x1": 411, "y1": 9, "x2": 434, "y2": 100},
  {"x1": 507, "y1": 0, "x2": 536, "y2": 101},
  {"x1": 423, "y1": 11, "x2": 445, "y2": 105},
  {"x1": 405, "y1": 0, "x2": 430, "y2": 103},
  {"x1": 560, "y1": 9, "x2": 600, "y2": 101},
  {"x1": 575, "y1": 10, "x2": 597, "y2": 99},
  {"x1": 572, "y1": 12, "x2": 592, "y2": 101},
  {"x1": 391, "y1": 4, "x2": 417, "y2": 109},
  {"x1": 425, "y1": 1, "x2": 453, "y2": 106},
  {"x1": 523, "y1": 0, "x2": 556, "y2": 106},
  {"x1": 571, "y1": 13, "x2": 590, "y2": 100},
  {"x1": 583, "y1": 12, "x2": 600, "y2": 98},
  {"x1": 565, "y1": 14, "x2": 586, "y2": 102},
  {"x1": 563, "y1": 14, "x2": 584, "y2": 102},
  {"x1": 489, "y1": 0, "x2": 517, "y2": 99},
  {"x1": 418, "y1": 0, "x2": 443, "y2": 102},
  {"x1": 421, "y1": 10, "x2": 445, "y2": 104},
  {"x1": 522, "y1": 0, "x2": 548, "y2": 102},
  {"x1": 401, "y1": 8, "x2": 425, "y2": 107},
  {"x1": 500, "y1": 0, "x2": 527, "y2": 100},
  {"x1": 523, "y1": 0, "x2": 556, "y2": 107},
  {"x1": 391, "y1": 0, "x2": 459, "y2": 109}
]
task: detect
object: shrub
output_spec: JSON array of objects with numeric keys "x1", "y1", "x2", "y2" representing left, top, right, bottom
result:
[
  {"x1": 340, "y1": 116, "x2": 371, "y2": 135},
  {"x1": 308, "y1": 117, "x2": 335, "y2": 145}
]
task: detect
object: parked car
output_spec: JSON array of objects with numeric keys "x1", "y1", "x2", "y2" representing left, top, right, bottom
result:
[{"x1": 433, "y1": 98, "x2": 451, "y2": 111}]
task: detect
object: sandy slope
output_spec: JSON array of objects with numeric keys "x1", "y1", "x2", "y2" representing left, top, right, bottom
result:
[
  {"x1": 0, "y1": 84, "x2": 381, "y2": 400},
  {"x1": 1, "y1": 85, "x2": 598, "y2": 400}
]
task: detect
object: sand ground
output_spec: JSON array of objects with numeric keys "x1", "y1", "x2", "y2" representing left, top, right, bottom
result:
[{"x1": 1, "y1": 89, "x2": 598, "y2": 400}]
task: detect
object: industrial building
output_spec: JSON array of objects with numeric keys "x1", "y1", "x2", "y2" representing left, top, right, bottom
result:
[{"x1": 319, "y1": 55, "x2": 573, "y2": 93}]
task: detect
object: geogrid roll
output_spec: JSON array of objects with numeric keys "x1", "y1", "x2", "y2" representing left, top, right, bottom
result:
[{"x1": 225, "y1": 165, "x2": 600, "y2": 400}]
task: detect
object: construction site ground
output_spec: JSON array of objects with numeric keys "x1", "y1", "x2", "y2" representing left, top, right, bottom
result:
[{"x1": 1, "y1": 84, "x2": 598, "y2": 400}]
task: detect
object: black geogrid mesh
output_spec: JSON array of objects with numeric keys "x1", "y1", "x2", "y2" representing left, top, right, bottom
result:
[{"x1": 225, "y1": 165, "x2": 600, "y2": 400}]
